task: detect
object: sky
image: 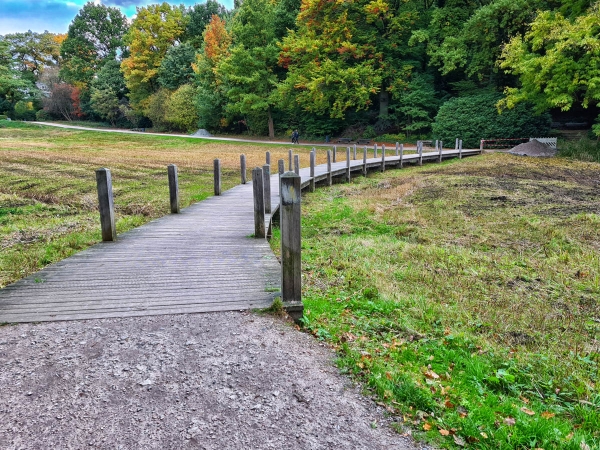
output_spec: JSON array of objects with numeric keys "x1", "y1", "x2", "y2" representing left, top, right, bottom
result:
[{"x1": 0, "y1": 0, "x2": 234, "y2": 35}]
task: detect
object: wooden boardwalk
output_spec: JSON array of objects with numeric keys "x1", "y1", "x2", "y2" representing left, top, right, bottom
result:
[{"x1": 0, "y1": 147, "x2": 479, "y2": 323}]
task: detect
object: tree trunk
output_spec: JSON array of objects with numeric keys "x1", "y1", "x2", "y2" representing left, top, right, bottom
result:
[
  {"x1": 379, "y1": 89, "x2": 389, "y2": 118},
  {"x1": 267, "y1": 107, "x2": 275, "y2": 138}
]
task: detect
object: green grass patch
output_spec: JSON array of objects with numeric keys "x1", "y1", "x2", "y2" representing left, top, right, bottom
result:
[{"x1": 271, "y1": 153, "x2": 600, "y2": 448}]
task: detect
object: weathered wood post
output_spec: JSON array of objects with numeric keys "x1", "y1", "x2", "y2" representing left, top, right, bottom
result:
[
  {"x1": 252, "y1": 167, "x2": 265, "y2": 238},
  {"x1": 362, "y1": 146, "x2": 367, "y2": 176},
  {"x1": 266, "y1": 151, "x2": 271, "y2": 165},
  {"x1": 280, "y1": 171, "x2": 303, "y2": 321},
  {"x1": 418, "y1": 141, "x2": 423, "y2": 166},
  {"x1": 353, "y1": 144, "x2": 357, "y2": 160},
  {"x1": 399, "y1": 144, "x2": 404, "y2": 168},
  {"x1": 381, "y1": 144, "x2": 386, "y2": 172},
  {"x1": 96, "y1": 168, "x2": 116, "y2": 242},
  {"x1": 395, "y1": 142, "x2": 400, "y2": 157},
  {"x1": 240, "y1": 154, "x2": 247, "y2": 184},
  {"x1": 374, "y1": 143, "x2": 378, "y2": 158},
  {"x1": 346, "y1": 147, "x2": 351, "y2": 183},
  {"x1": 459, "y1": 140, "x2": 463, "y2": 159},
  {"x1": 309, "y1": 150, "x2": 316, "y2": 192},
  {"x1": 333, "y1": 145, "x2": 337, "y2": 163},
  {"x1": 288, "y1": 149, "x2": 293, "y2": 171},
  {"x1": 294, "y1": 154, "x2": 300, "y2": 175},
  {"x1": 480, "y1": 140, "x2": 484, "y2": 152},
  {"x1": 263, "y1": 164, "x2": 271, "y2": 214},
  {"x1": 326, "y1": 150, "x2": 332, "y2": 186},
  {"x1": 213, "y1": 158, "x2": 221, "y2": 196},
  {"x1": 438, "y1": 140, "x2": 443, "y2": 163},
  {"x1": 167, "y1": 164, "x2": 180, "y2": 214},
  {"x1": 455, "y1": 138, "x2": 459, "y2": 150},
  {"x1": 278, "y1": 159, "x2": 285, "y2": 175}
]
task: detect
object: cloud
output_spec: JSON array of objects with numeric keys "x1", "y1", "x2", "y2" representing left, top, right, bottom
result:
[{"x1": 0, "y1": 1, "x2": 81, "y2": 34}]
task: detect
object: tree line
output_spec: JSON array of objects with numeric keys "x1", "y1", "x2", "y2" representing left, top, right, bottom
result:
[{"x1": 1, "y1": 0, "x2": 599, "y2": 145}]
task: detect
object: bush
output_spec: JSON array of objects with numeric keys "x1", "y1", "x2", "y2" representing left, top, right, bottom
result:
[
  {"x1": 432, "y1": 93, "x2": 552, "y2": 148},
  {"x1": 14, "y1": 101, "x2": 36, "y2": 121},
  {"x1": 164, "y1": 84, "x2": 200, "y2": 132},
  {"x1": 379, "y1": 133, "x2": 406, "y2": 143},
  {"x1": 35, "y1": 109, "x2": 51, "y2": 121},
  {"x1": 558, "y1": 138, "x2": 600, "y2": 163},
  {"x1": 144, "y1": 88, "x2": 172, "y2": 131},
  {"x1": 0, "y1": 114, "x2": 7, "y2": 120}
]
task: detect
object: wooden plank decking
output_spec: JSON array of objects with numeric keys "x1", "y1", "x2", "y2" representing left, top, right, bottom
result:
[{"x1": 0, "y1": 147, "x2": 479, "y2": 323}]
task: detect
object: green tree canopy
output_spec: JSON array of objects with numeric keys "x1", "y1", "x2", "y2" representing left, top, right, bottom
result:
[
  {"x1": 185, "y1": 0, "x2": 229, "y2": 48},
  {"x1": 60, "y1": 2, "x2": 128, "y2": 87},
  {"x1": 158, "y1": 43, "x2": 196, "y2": 90}
]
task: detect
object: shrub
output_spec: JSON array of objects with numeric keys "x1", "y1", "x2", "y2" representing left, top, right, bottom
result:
[
  {"x1": 164, "y1": 84, "x2": 200, "y2": 132},
  {"x1": 379, "y1": 133, "x2": 406, "y2": 143},
  {"x1": 144, "y1": 88, "x2": 172, "y2": 131},
  {"x1": 0, "y1": 114, "x2": 7, "y2": 120},
  {"x1": 35, "y1": 109, "x2": 51, "y2": 121},
  {"x1": 558, "y1": 138, "x2": 600, "y2": 163},
  {"x1": 14, "y1": 101, "x2": 36, "y2": 121},
  {"x1": 432, "y1": 92, "x2": 552, "y2": 148}
]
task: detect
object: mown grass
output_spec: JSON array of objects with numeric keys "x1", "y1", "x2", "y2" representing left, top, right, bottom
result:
[
  {"x1": 0, "y1": 121, "x2": 319, "y2": 288},
  {"x1": 272, "y1": 153, "x2": 599, "y2": 449}
]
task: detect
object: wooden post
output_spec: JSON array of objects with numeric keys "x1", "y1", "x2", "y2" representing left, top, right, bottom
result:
[
  {"x1": 326, "y1": 150, "x2": 332, "y2": 186},
  {"x1": 167, "y1": 164, "x2": 180, "y2": 214},
  {"x1": 280, "y1": 171, "x2": 303, "y2": 321},
  {"x1": 399, "y1": 144, "x2": 404, "y2": 168},
  {"x1": 438, "y1": 140, "x2": 443, "y2": 163},
  {"x1": 459, "y1": 140, "x2": 463, "y2": 159},
  {"x1": 240, "y1": 154, "x2": 247, "y2": 184},
  {"x1": 288, "y1": 149, "x2": 293, "y2": 171},
  {"x1": 374, "y1": 143, "x2": 378, "y2": 158},
  {"x1": 294, "y1": 154, "x2": 300, "y2": 175},
  {"x1": 455, "y1": 138, "x2": 459, "y2": 150},
  {"x1": 480, "y1": 140, "x2": 484, "y2": 152},
  {"x1": 266, "y1": 151, "x2": 271, "y2": 165},
  {"x1": 213, "y1": 158, "x2": 221, "y2": 196},
  {"x1": 333, "y1": 145, "x2": 337, "y2": 163},
  {"x1": 363, "y1": 146, "x2": 367, "y2": 176},
  {"x1": 346, "y1": 147, "x2": 351, "y2": 183},
  {"x1": 395, "y1": 142, "x2": 399, "y2": 156},
  {"x1": 418, "y1": 141, "x2": 423, "y2": 166},
  {"x1": 353, "y1": 144, "x2": 357, "y2": 160},
  {"x1": 278, "y1": 159, "x2": 285, "y2": 175},
  {"x1": 381, "y1": 144, "x2": 386, "y2": 172},
  {"x1": 96, "y1": 168, "x2": 116, "y2": 242},
  {"x1": 252, "y1": 167, "x2": 265, "y2": 238},
  {"x1": 309, "y1": 150, "x2": 316, "y2": 192},
  {"x1": 263, "y1": 164, "x2": 271, "y2": 214}
]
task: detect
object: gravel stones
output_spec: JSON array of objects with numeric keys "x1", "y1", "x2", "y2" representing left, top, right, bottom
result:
[{"x1": 0, "y1": 312, "x2": 427, "y2": 449}]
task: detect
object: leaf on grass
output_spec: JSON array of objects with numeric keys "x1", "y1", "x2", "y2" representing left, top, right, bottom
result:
[
  {"x1": 444, "y1": 399, "x2": 455, "y2": 409},
  {"x1": 453, "y1": 435, "x2": 466, "y2": 447},
  {"x1": 480, "y1": 432, "x2": 488, "y2": 439},
  {"x1": 424, "y1": 369, "x2": 440, "y2": 379},
  {"x1": 541, "y1": 411, "x2": 555, "y2": 419},
  {"x1": 504, "y1": 417, "x2": 516, "y2": 426},
  {"x1": 439, "y1": 429, "x2": 450, "y2": 436},
  {"x1": 519, "y1": 395, "x2": 530, "y2": 404},
  {"x1": 423, "y1": 423, "x2": 432, "y2": 431},
  {"x1": 521, "y1": 407, "x2": 535, "y2": 416},
  {"x1": 457, "y1": 405, "x2": 468, "y2": 418},
  {"x1": 580, "y1": 442, "x2": 591, "y2": 450}
]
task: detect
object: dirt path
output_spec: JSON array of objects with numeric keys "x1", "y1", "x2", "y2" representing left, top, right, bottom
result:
[{"x1": 0, "y1": 311, "x2": 426, "y2": 449}]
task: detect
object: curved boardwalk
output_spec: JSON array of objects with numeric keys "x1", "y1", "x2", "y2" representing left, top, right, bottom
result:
[{"x1": 0, "y1": 147, "x2": 479, "y2": 323}]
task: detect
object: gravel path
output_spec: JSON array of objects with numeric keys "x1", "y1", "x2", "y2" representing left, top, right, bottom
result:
[{"x1": 0, "y1": 311, "x2": 426, "y2": 449}]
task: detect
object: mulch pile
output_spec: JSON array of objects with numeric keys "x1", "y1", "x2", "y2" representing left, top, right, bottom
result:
[{"x1": 509, "y1": 139, "x2": 557, "y2": 157}]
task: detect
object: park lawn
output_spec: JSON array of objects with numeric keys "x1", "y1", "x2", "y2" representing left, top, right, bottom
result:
[
  {"x1": 0, "y1": 121, "x2": 315, "y2": 288},
  {"x1": 271, "y1": 153, "x2": 599, "y2": 449}
]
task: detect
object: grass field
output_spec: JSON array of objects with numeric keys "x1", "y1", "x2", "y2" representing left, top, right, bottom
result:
[
  {"x1": 2, "y1": 121, "x2": 599, "y2": 448},
  {"x1": 272, "y1": 153, "x2": 599, "y2": 449},
  {"x1": 0, "y1": 121, "x2": 316, "y2": 288}
]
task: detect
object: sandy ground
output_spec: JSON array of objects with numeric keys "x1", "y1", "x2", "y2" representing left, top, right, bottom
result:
[
  {"x1": 509, "y1": 139, "x2": 557, "y2": 157},
  {"x1": 0, "y1": 311, "x2": 428, "y2": 450}
]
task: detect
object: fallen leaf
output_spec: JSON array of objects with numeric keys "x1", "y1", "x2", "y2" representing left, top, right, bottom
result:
[
  {"x1": 566, "y1": 432, "x2": 574, "y2": 440},
  {"x1": 453, "y1": 435, "x2": 466, "y2": 447},
  {"x1": 519, "y1": 395, "x2": 530, "y2": 404},
  {"x1": 457, "y1": 405, "x2": 468, "y2": 418},
  {"x1": 521, "y1": 407, "x2": 535, "y2": 416},
  {"x1": 423, "y1": 423, "x2": 432, "y2": 431},
  {"x1": 504, "y1": 417, "x2": 516, "y2": 426},
  {"x1": 439, "y1": 429, "x2": 450, "y2": 436},
  {"x1": 541, "y1": 411, "x2": 555, "y2": 419},
  {"x1": 424, "y1": 369, "x2": 440, "y2": 380},
  {"x1": 480, "y1": 432, "x2": 488, "y2": 439},
  {"x1": 444, "y1": 399, "x2": 455, "y2": 409},
  {"x1": 580, "y1": 442, "x2": 591, "y2": 450}
]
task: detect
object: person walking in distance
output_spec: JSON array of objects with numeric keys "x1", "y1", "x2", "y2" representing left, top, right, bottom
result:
[{"x1": 291, "y1": 129, "x2": 299, "y2": 144}]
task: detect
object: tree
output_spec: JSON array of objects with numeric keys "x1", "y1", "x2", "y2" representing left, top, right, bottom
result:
[
  {"x1": 185, "y1": 0, "x2": 229, "y2": 48},
  {"x1": 60, "y1": 2, "x2": 128, "y2": 87},
  {"x1": 158, "y1": 43, "x2": 196, "y2": 90},
  {"x1": 144, "y1": 88, "x2": 172, "y2": 130},
  {"x1": 499, "y1": 3, "x2": 600, "y2": 134},
  {"x1": 165, "y1": 84, "x2": 200, "y2": 131},
  {"x1": 193, "y1": 15, "x2": 232, "y2": 130},
  {"x1": 278, "y1": 0, "x2": 416, "y2": 121},
  {"x1": 393, "y1": 73, "x2": 438, "y2": 137},
  {"x1": 43, "y1": 83, "x2": 82, "y2": 121},
  {"x1": 89, "y1": 59, "x2": 128, "y2": 125},
  {"x1": 121, "y1": 2, "x2": 187, "y2": 111},
  {"x1": 0, "y1": 38, "x2": 38, "y2": 116},
  {"x1": 2, "y1": 31, "x2": 63, "y2": 78},
  {"x1": 216, "y1": 0, "x2": 282, "y2": 137}
]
